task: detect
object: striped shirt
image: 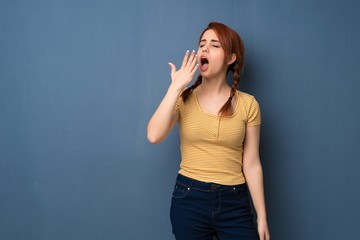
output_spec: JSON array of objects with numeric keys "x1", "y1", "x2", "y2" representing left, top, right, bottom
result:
[{"x1": 176, "y1": 90, "x2": 261, "y2": 185}]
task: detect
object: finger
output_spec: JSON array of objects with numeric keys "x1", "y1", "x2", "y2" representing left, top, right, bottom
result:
[
  {"x1": 181, "y1": 50, "x2": 190, "y2": 68},
  {"x1": 187, "y1": 50, "x2": 196, "y2": 65},
  {"x1": 190, "y1": 64, "x2": 199, "y2": 75},
  {"x1": 189, "y1": 53, "x2": 198, "y2": 69},
  {"x1": 262, "y1": 233, "x2": 267, "y2": 240},
  {"x1": 258, "y1": 231, "x2": 264, "y2": 240},
  {"x1": 168, "y1": 62, "x2": 176, "y2": 76},
  {"x1": 266, "y1": 233, "x2": 270, "y2": 240}
]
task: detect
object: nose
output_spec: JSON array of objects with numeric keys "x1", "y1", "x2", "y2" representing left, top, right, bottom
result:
[{"x1": 202, "y1": 48, "x2": 208, "y2": 53}]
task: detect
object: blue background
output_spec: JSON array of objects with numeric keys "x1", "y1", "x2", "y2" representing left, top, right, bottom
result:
[{"x1": 1, "y1": 0, "x2": 359, "y2": 239}]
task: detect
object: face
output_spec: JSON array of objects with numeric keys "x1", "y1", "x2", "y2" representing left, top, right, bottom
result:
[{"x1": 197, "y1": 29, "x2": 229, "y2": 78}]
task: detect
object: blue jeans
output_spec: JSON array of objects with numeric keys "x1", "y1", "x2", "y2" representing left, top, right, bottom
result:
[{"x1": 170, "y1": 174, "x2": 259, "y2": 240}]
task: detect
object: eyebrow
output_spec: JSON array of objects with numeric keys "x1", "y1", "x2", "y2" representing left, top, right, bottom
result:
[{"x1": 200, "y1": 39, "x2": 220, "y2": 43}]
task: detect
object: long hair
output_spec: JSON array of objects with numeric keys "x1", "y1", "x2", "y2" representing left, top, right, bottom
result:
[{"x1": 181, "y1": 22, "x2": 245, "y2": 117}]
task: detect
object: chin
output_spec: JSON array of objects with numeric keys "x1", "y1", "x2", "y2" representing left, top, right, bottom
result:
[
  {"x1": 200, "y1": 70, "x2": 209, "y2": 76},
  {"x1": 200, "y1": 71, "x2": 214, "y2": 79}
]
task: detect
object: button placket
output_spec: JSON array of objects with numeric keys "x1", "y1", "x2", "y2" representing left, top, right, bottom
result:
[{"x1": 212, "y1": 117, "x2": 221, "y2": 140}]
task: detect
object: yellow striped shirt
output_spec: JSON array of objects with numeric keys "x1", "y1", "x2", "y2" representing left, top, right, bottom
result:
[{"x1": 176, "y1": 90, "x2": 261, "y2": 185}]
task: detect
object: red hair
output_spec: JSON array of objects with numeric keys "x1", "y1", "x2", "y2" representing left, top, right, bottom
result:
[{"x1": 181, "y1": 22, "x2": 245, "y2": 117}]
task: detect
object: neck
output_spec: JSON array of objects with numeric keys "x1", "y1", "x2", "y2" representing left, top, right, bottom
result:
[{"x1": 198, "y1": 75, "x2": 230, "y2": 96}]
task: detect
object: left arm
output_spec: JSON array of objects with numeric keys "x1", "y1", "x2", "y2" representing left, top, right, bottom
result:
[{"x1": 243, "y1": 125, "x2": 270, "y2": 240}]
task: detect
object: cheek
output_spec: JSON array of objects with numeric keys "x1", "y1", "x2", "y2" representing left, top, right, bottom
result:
[
  {"x1": 217, "y1": 52, "x2": 228, "y2": 65},
  {"x1": 197, "y1": 52, "x2": 202, "y2": 63},
  {"x1": 213, "y1": 52, "x2": 226, "y2": 64}
]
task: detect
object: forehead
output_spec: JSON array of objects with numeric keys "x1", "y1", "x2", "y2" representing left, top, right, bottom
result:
[{"x1": 200, "y1": 29, "x2": 219, "y2": 41}]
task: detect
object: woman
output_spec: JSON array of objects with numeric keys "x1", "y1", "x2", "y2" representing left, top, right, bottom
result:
[{"x1": 147, "y1": 22, "x2": 270, "y2": 240}]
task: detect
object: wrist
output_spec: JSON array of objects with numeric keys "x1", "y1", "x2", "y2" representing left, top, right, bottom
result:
[
  {"x1": 257, "y1": 215, "x2": 267, "y2": 222},
  {"x1": 168, "y1": 83, "x2": 185, "y2": 94}
]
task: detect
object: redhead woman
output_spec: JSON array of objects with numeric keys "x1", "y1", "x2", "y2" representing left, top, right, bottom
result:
[{"x1": 147, "y1": 22, "x2": 270, "y2": 240}]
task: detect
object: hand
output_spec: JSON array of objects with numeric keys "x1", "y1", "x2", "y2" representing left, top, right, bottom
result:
[
  {"x1": 258, "y1": 219, "x2": 270, "y2": 240},
  {"x1": 168, "y1": 50, "x2": 198, "y2": 91}
]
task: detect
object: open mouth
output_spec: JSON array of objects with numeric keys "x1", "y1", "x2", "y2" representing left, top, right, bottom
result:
[
  {"x1": 201, "y1": 57, "x2": 209, "y2": 65},
  {"x1": 200, "y1": 57, "x2": 209, "y2": 71}
]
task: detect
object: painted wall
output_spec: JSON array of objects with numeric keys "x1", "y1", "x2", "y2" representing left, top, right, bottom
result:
[{"x1": 1, "y1": 0, "x2": 359, "y2": 239}]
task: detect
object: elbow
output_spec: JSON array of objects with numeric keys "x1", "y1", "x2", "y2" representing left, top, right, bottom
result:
[
  {"x1": 147, "y1": 121, "x2": 169, "y2": 144},
  {"x1": 147, "y1": 131, "x2": 163, "y2": 144},
  {"x1": 147, "y1": 134, "x2": 160, "y2": 144}
]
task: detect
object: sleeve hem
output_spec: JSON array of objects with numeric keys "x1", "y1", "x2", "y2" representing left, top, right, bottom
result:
[{"x1": 247, "y1": 122, "x2": 261, "y2": 127}]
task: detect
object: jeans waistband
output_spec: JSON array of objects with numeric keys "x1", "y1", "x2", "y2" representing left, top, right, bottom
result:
[{"x1": 175, "y1": 174, "x2": 246, "y2": 192}]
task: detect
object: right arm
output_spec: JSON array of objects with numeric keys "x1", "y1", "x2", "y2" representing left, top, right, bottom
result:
[{"x1": 147, "y1": 50, "x2": 198, "y2": 144}]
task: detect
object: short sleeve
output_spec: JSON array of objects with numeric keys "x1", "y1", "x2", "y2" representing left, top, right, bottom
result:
[
  {"x1": 175, "y1": 94, "x2": 185, "y2": 123},
  {"x1": 175, "y1": 94, "x2": 184, "y2": 111},
  {"x1": 247, "y1": 96, "x2": 261, "y2": 126}
]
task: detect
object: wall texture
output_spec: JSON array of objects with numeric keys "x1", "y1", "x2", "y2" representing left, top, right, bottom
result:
[{"x1": 1, "y1": 0, "x2": 359, "y2": 239}]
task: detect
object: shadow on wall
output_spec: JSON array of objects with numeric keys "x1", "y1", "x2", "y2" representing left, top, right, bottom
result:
[{"x1": 240, "y1": 55, "x2": 296, "y2": 238}]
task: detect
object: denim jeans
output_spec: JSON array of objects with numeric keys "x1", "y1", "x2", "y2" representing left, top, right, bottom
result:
[{"x1": 170, "y1": 174, "x2": 259, "y2": 240}]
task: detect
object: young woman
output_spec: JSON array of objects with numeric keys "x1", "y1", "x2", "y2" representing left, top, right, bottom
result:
[{"x1": 147, "y1": 22, "x2": 270, "y2": 240}]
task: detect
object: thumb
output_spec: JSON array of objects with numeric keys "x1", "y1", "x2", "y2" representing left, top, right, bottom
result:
[{"x1": 168, "y1": 62, "x2": 176, "y2": 76}]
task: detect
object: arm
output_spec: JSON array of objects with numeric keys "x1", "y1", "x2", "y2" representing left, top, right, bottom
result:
[
  {"x1": 242, "y1": 125, "x2": 270, "y2": 240},
  {"x1": 147, "y1": 50, "x2": 198, "y2": 144}
]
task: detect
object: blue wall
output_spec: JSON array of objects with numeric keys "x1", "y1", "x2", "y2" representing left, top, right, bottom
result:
[{"x1": 1, "y1": 0, "x2": 359, "y2": 239}]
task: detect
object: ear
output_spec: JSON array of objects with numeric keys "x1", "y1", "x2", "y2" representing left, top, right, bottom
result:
[{"x1": 227, "y1": 53, "x2": 236, "y2": 65}]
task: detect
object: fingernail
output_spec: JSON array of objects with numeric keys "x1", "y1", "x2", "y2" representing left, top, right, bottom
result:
[{"x1": 186, "y1": 50, "x2": 189, "y2": 52}]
